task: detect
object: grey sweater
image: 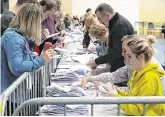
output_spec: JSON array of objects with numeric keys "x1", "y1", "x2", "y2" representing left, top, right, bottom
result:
[
  {"x1": 90, "y1": 65, "x2": 133, "y2": 84},
  {"x1": 90, "y1": 59, "x2": 165, "y2": 95}
]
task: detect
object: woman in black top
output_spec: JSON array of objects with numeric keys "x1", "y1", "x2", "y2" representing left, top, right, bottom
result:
[{"x1": 82, "y1": 14, "x2": 97, "y2": 48}]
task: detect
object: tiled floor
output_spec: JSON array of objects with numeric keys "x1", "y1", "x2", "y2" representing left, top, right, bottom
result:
[{"x1": 153, "y1": 39, "x2": 165, "y2": 66}]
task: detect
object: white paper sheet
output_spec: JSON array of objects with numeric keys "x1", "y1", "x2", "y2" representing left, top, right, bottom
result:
[
  {"x1": 46, "y1": 32, "x2": 61, "y2": 39},
  {"x1": 57, "y1": 65, "x2": 73, "y2": 69},
  {"x1": 71, "y1": 54, "x2": 98, "y2": 65}
]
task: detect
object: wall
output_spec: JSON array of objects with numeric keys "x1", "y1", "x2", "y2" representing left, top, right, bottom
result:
[
  {"x1": 138, "y1": 0, "x2": 165, "y2": 35},
  {"x1": 9, "y1": 0, "x2": 17, "y2": 9},
  {"x1": 139, "y1": 0, "x2": 165, "y2": 22},
  {"x1": 8, "y1": 0, "x2": 165, "y2": 23},
  {"x1": 9, "y1": 0, "x2": 72, "y2": 14},
  {"x1": 61, "y1": 0, "x2": 72, "y2": 14},
  {"x1": 72, "y1": 0, "x2": 139, "y2": 26}
]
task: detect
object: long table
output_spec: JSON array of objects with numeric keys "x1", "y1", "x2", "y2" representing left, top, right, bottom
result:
[{"x1": 55, "y1": 41, "x2": 126, "y2": 116}]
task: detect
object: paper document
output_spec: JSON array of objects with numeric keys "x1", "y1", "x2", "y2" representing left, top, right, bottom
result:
[
  {"x1": 54, "y1": 48, "x2": 67, "y2": 52},
  {"x1": 71, "y1": 54, "x2": 98, "y2": 64},
  {"x1": 57, "y1": 65, "x2": 73, "y2": 69},
  {"x1": 46, "y1": 32, "x2": 61, "y2": 39}
]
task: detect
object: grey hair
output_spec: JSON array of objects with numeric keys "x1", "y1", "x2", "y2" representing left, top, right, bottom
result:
[{"x1": 95, "y1": 3, "x2": 114, "y2": 14}]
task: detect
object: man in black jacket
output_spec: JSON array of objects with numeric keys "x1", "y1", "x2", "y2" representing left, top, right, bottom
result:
[{"x1": 87, "y1": 3, "x2": 134, "y2": 72}]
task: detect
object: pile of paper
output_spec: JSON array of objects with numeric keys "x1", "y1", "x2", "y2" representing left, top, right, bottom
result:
[
  {"x1": 41, "y1": 83, "x2": 89, "y2": 116},
  {"x1": 51, "y1": 71, "x2": 80, "y2": 82},
  {"x1": 46, "y1": 82, "x2": 86, "y2": 97},
  {"x1": 41, "y1": 104, "x2": 89, "y2": 116},
  {"x1": 71, "y1": 54, "x2": 98, "y2": 64}
]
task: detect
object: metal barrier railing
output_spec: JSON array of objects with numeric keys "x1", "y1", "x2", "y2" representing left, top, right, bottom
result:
[
  {"x1": 12, "y1": 96, "x2": 165, "y2": 116},
  {"x1": 0, "y1": 58, "x2": 58, "y2": 116},
  {"x1": 0, "y1": 27, "x2": 83, "y2": 116}
]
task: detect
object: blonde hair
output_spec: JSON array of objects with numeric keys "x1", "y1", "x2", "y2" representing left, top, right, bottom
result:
[
  {"x1": 127, "y1": 35, "x2": 156, "y2": 62},
  {"x1": 84, "y1": 14, "x2": 97, "y2": 32},
  {"x1": 121, "y1": 35, "x2": 157, "y2": 45},
  {"x1": 10, "y1": 3, "x2": 43, "y2": 45},
  {"x1": 89, "y1": 22, "x2": 108, "y2": 38},
  {"x1": 145, "y1": 35, "x2": 157, "y2": 44}
]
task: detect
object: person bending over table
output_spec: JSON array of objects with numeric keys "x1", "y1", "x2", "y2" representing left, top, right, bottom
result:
[{"x1": 86, "y1": 3, "x2": 134, "y2": 73}]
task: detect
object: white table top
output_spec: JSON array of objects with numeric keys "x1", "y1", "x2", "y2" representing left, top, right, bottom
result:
[{"x1": 54, "y1": 40, "x2": 126, "y2": 116}]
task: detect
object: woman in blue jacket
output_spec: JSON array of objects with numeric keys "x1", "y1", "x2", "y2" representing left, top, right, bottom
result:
[{"x1": 1, "y1": 3, "x2": 54, "y2": 93}]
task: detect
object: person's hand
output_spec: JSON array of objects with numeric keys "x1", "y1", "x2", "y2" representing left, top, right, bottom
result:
[
  {"x1": 88, "y1": 46, "x2": 97, "y2": 53},
  {"x1": 93, "y1": 81, "x2": 104, "y2": 90},
  {"x1": 60, "y1": 30, "x2": 66, "y2": 36},
  {"x1": 91, "y1": 68, "x2": 106, "y2": 76},
  {"x1": 55, "y1": 21, "x2": 60, "y2": 28},
  {"x1": 59, "y1": 37, "x2": 65, "y2": 42},
  {"x1": 41, "y1": 49, "x2": 54, "y2": 63},
  {"x1": 100, "y1": 82, "x2": 118, "y2": 96},
  {"x1": 83, "y1": 48, "x2": 87, "y2": 52},
  {"x1": 43, "y1": 29, "x2": 50, "y2": 38},
  {"x1": 81, "y1": 77, "x2": 90, "y2": 88},
  {"x1": 86, "y1": 60, "x2": 97, "y2": 68}
]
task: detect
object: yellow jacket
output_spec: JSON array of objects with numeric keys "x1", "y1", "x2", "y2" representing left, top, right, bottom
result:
[{"x1": 116, "y1": 63, "x2": 165, "y2": 116}]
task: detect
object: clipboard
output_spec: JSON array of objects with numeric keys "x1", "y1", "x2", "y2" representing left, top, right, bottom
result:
[
  {"x1": 39, "y1": 32, "x2": 61, "y2": 52},
  {"x1": 41, "y1": 32, "x2": 61, "y2": 44}
]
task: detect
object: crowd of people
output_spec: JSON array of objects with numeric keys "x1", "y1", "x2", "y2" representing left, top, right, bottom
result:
[{"x1": 0, "y1": 0, "x2": 165, "y2": 116}]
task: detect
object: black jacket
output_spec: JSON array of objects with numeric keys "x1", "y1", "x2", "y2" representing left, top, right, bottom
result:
[
  {"x1": 82, "y1": 31, "x2": 100, "y2": 48},
  {"x1": 63, "y1": 17, "x2": 71, "y2": 30},
  {"x1": 162, "y1": 24, "x2": 165, "y2": 33},
  {"x1": 82, "y1": 31, "x2": 91, "y2": 48},
  {"x1": 95, "y1": 13, "x2": 134, "y2": 72}
]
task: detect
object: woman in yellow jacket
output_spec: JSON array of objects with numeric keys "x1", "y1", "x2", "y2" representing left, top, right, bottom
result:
[{"x1": 101, "y1": 35, "x2": 165, "y2": 116}]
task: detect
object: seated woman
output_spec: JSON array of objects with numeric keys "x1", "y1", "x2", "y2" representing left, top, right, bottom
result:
[
  {"x1": 1, "y1": 3, "x2": 54, "y2": 93},
  {"x1": 100, "y1": 35, "x2": 165, "y2": 116}
]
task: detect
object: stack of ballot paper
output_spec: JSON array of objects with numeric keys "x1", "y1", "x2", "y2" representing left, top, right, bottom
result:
[
  {"x1": 51, "y1": 71, "x2": 80, "y2": 82},
  {"x1": 41, "y1": 83, "x2": 89, "y2": 116},
  {"x1": 40, "y1": 104, "x2": 90, "y2": 116},
  {"x1": 46, "y1": 82, "x2": 87, "y2": 97},
  {"x1": 71, "y1": 54, "x2": 98, "y2": 65}
]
